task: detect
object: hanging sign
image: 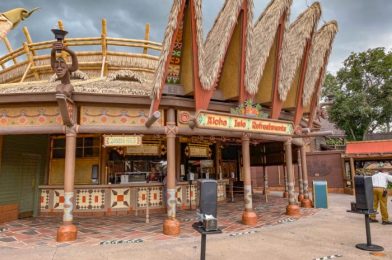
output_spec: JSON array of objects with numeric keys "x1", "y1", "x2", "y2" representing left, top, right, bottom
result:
[
  {"x1": 103, "y1": 135, "x2": 142, "y2": 147},
  {"x1": 125, "y1": 144, "x2": 161, "y2": 156},
  {"x1": 195, "y1": 111, "x2": 294, "y2": 136}
]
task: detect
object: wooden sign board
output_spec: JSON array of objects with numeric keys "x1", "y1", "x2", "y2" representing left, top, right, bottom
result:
[
  {"x1": 195, "y1": 110, "x2": 294, "y2": 136},
  {"x1": 126, "y1": 144, "x2": 161, "y2": 156},
  {"x1": 103, "y1": 135, "x2": 142, "y2": 147}
]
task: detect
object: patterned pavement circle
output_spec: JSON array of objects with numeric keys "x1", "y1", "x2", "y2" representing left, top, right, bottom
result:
[{"x1": 0, "y1": 193, "x2": 318, "y2": 249}]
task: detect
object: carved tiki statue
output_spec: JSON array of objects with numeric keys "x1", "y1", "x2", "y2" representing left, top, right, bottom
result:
[{"x1": 50, "y1": 42, "x2": 78, "y2": 97}]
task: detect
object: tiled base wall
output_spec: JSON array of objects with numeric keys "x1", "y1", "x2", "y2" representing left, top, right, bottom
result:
[
  {"x1": 39, "y1": 181, "x2": 228, "y2": 216},
  {"x1": 0, "y1": 204, "x2": 18, "y2": 223}
]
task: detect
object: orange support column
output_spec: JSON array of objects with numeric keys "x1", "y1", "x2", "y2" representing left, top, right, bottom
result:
[
  {"x1": 57, "y1": 126, "x2": 78, "y2": 242},
  {"x1": 285, "y1": 139, "x2": 300, "y2": 216},
  {"x1": 163, "y1": 108, "x2": 180, "y2": 235},
  {"x1": 241, "y1": 134, "x2": 257, "y2": 225}
]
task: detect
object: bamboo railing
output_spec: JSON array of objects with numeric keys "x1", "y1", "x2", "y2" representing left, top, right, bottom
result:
[{"x1": 0, "y1": 20, "x2": 162, "y2": 84}]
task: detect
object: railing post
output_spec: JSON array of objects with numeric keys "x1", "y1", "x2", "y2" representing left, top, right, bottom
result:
[
  {"x1": 143, "y1": 23, "x2": 150, "y2": 54},
  {"x1": 101, "y1": 18, "x2": 108, "y2": 78},
  {"x1": 22, "y1": 26, "x2": 39, "y2": 81}
]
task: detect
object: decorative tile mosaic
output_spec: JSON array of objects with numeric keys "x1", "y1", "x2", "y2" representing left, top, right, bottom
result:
[
  {"x1": 110, "y1": 188, "x2": 130, "y2": 209},
  {"x1": 186, "y1": 185, "x2": 197, "y2": 202},
  {"x1": 76, "y1": 189, "x2": 105, "y2": 210},
  {"x1": 137, "y1": 187, "x2": 148, "y2": 208},
  {"x1": 53, "y1": 190, "x2": 64, "y2": 210},
  {"x1": 40, "y1": 190, "x2": 50, "y2": 210},
  {"x1": 166, "y1": 21, "x2": 183, "y2": 84},
  {"x1": 136, "y1": 187, "x2": 163, "y2": 208},
  {"x1": 149, "y1": 186, "x2": 163, "y2": 207},
  {"x1": 218, "y1": 183, "x2": 226, "y2": 201},
  {"x1": 176, "y1": 186, "x2": 182, "y2": 205}
]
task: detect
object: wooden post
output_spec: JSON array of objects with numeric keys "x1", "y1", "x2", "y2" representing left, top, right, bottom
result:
[
  {"x1": 283, "y1": 165, "x2": 288, "y2": 198},
  {"x1": 297, "y1": 149, "x2": 304, "y2": 202},
  {"x1": 300, "y1": 145, "x2": 312, "y2": 208},
  {"x1": 143, "y1": 23, "x2": 150, "y2": 54},
  {"x1": 349, "y1": 157, "x2": 356, "y2": 195},
  {"x1": 21, "y1": 26, "x2": 39, "y2": 81},
  {"x1": 241, "y1": 134, "x2": 257, "y2": 225},
  {"x1": 285, "y1": 139, "x2": 300, "y2": 216},
  {"x1": 163, "y1": 108, "x2": 180, "y2": 235},
  {"x1": 101, "y1": 19, "x2": 108, "y2": 78},
  {"x1": 3, "y1": 37, "x2": 17, "y2": 64},
  {"x1": 56, "y1": 126, "x2": 78, "y2": 242}
]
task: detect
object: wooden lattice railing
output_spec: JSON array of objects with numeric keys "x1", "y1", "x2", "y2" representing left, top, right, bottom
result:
[{"x1": 0, "y1": 20, "x2": 162, "y2": 84}]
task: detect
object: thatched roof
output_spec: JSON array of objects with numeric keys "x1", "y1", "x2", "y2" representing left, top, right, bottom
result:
[
  {"x1": 152, "y1": 0, "x2": 335, "y2": 104},
  {"x1": 152, "y1": 0, "x2": 246, "y2": 98},
  {"x1": 245, "y1": 0, "x2": 291, "y2": 95},
  {"x1": 0, "y1": 73, "x2": 153, "y2": 96},
  {"x1": 303, "y1": 21, "x2": 338, "y2": 106},
  {"x1": 278, "y1": 2, "x2": 321, "y2": 101}
]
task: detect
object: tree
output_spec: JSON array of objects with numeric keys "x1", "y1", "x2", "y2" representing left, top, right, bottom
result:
[{"x1": 323, "y1": 48, "x2": 392, "y2": 141}]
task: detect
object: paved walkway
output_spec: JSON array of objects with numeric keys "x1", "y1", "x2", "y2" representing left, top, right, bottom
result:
[{"x1": 0, "y1": 193, "x2": 317, "y2": 249}]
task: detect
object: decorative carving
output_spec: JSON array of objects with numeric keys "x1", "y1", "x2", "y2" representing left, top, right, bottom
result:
[
  {"x1": 165, "y1": 123, "x2": 178, "y2": 137},
  {"x1": 50, "y1": 39, "x2": 78, "y2": 98}
]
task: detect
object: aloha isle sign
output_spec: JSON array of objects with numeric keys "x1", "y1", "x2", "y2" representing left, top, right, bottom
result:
[{"x1": 195, "y1": 111, "x2": 294, "y2": 136}]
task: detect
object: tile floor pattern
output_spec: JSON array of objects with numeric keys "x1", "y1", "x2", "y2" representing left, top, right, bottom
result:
[{"x1": 0, "y1": 194, "x2": 318, "y2": 249}]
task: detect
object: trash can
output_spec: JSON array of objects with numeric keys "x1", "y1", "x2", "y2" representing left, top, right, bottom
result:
[{"x1": 312, "y1": 180, "x2": 328, "y2": 208}]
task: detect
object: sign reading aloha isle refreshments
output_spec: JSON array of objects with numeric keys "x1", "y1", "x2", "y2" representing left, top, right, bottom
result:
[
  {"x1": 103, "y1": 135, "x2": 142, "y2": 147},
  {"x1": 195, "y1": 111, "x2": 294, "y2": 136}
]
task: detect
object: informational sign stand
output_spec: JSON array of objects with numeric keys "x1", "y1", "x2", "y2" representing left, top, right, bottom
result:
[
  {"x1": 347, "y1": 209, "x2": 383, "y2": 251},
  {"x1": 192, "y1": 222, "x2": 222, "y2": 260}
]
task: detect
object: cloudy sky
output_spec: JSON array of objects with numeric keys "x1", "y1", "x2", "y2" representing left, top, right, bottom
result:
[{"x1": 1, "y1": 0, "x2": 391, "y2": 74}]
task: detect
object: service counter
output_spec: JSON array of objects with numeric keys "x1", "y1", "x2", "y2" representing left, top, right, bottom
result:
[{"x1": 39, "y1": 180, "x2": 228, "y2": 216}]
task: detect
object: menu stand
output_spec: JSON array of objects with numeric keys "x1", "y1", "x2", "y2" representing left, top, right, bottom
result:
[
  {"x1": 192, "y1": 222, "x2": 222, "y2": 260},
  {"x1": 347, "y1": 209, "x2": 383, "y2": 251}
]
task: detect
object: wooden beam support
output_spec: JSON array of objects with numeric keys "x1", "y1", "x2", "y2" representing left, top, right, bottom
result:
[
  {"x1": 239, "y1": 0, "x2": 249, "y2": 103},
  {"x1": 270, "y1": 13, "x2": 287, "y2": 119},
  {"x1": 143, "y1": 23, "x2": 150, "y2": 54},
  {"x1": 293, "y1": 39, "x2": 312, "y2": 128}
]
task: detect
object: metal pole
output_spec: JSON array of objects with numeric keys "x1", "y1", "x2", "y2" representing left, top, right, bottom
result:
[
  {"x1": 200, "y1": 234, "x2": 206, "y2": 260},
  {"x1": 365, "y1": 214, "x2": 371, "y2": 246}
]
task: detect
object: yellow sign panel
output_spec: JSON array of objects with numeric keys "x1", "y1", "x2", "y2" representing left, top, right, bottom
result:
[
  {"x1": 103, "y1": 135, "x2": 142, "y2": 147},
  {"x1": 195, "y1": 111, "x2": 294, "y2": 136},
  {"x1": 126, "y1": 144, "x2": 160, "y2": 156},
  {"x1": 189, "y1": 145, "x2": 209, "y2": 158}
]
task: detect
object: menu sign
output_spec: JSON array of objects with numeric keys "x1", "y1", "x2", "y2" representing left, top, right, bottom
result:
[
  {"x1": 103, "y1": 135, "x2": 142, "y2": 147},
  {"x1": 195, "y1": 111, "x2": 294, "y2": 136},
  {"x1": 126, "y1": 144, "x2": 160, "y2": 156}
]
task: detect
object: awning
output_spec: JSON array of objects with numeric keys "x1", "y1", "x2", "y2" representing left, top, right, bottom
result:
[{"x1": 346, "y1": 140, "x2": 392, "y2": 155}]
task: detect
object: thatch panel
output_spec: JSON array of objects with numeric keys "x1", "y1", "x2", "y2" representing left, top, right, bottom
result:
[
  {"x1": 196, "y1": 0, "x2": 243, "y2": 90},
  {"x1": 245, "y1": 0, "x2": 291, "y2": 95},
  {"x1": 180, "y1": 3, "x2": 194, "y2": 95},
  {"x1": 278, "y1": 2, "x2": 321, "y2": 101},
  {"x1": 218, "y1": 11, "x2": 243, "y2": 100},
  {"x1": 303, "y1": 21, "x2": 337, "y2": 106},
  {"x1": 254, "y1": 30, "x2": 278, "y2": 104},
  {"x1": 0, "y1": 62, "x2": 28, "y2": 83},
  {"x1": 282, "y1": 64, "x2": 300, "y2": 109},
  {"x1": 107, "y1": 55, "x2": 157, "y2": 71}
]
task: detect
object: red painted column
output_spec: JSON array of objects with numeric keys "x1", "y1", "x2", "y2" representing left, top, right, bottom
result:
[
  {"x1": 57, "y1": 126, "x2": 78, "y2": 242},
  {"x1": 163, "y1": 108, "x2": 180, "y2": 235},
  {"x1": 241, "y1": 134, "x2": 257, "y2": 225},
  {"x1": 285, "y1": 139, "x2": 301, "y2": 216}
]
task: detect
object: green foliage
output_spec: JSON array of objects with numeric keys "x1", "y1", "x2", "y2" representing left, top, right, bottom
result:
[{"x1": 323, "y1": 48, "x2": 392, "y2": 141}]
